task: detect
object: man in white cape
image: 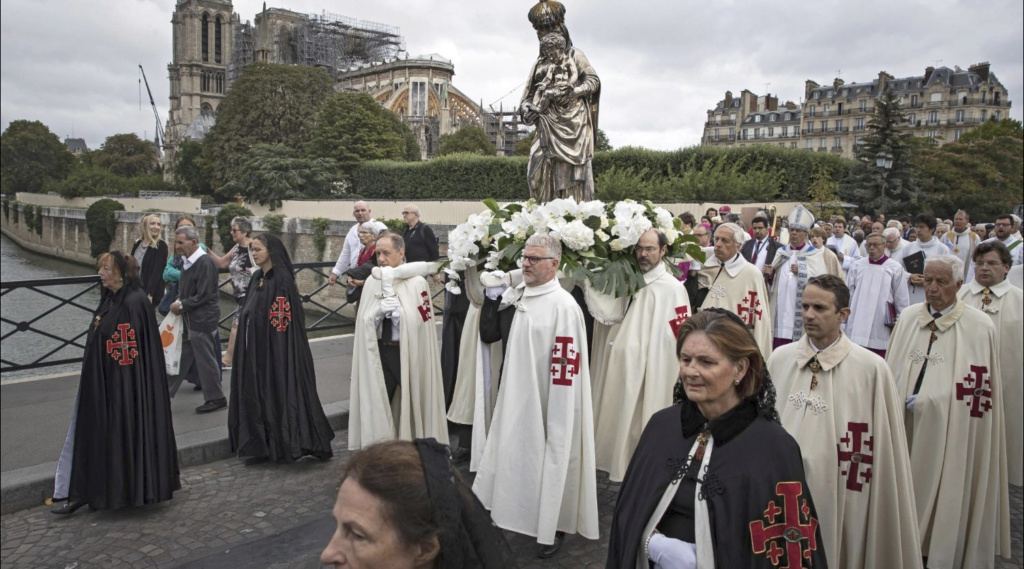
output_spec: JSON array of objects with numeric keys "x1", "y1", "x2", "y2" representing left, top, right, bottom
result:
[
  {"x1": 769, "y1": 275, "x2": 922, "y2": 569},
  {"x1": 591, "y1": 228, "x2": 690, "y2": 482},
  {"x1": 473, "y1": 234, "x2": 599, "y2": 558},
  {"x1": 769, "y1": 205, "x2": 829, "y2": 348},
  {"x1": 698, "y1": 222, "x2": 773, "y2": 360},
  {"x1": 348, "y1": 233, "x2": 448, "y2": 450},
  {"x1": 886, "y1": 255, "x2": 1011, "y2": 569},
  {"x1": 845, "y1": 232, "x2": 910, "y2": 357},
  {"x1": 958, "y1": 240, "x2": 1023, "y2": 486}
]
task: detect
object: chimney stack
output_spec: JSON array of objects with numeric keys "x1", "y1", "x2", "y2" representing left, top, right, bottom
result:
[{"x1": 805, "y1": 80, "x2": 820, "y2": 101}]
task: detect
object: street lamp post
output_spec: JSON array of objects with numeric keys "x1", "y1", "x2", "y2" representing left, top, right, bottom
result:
[{"x1": 875, "y1": 151, "x2": 894, "y2": 215}]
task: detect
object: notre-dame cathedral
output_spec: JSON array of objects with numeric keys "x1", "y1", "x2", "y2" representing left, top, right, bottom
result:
[{"x1": 164, "y1": 0, "x2": 522, "y2": 170}]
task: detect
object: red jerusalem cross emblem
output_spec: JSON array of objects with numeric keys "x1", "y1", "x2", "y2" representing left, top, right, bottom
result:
[
  {"x1": 418, "y1": 290, "x2": 432, "y2": 322},
  {"x1": 669, "y1": 306, "x2": 690, "y2": 336},
  {"x1": 106, "y1": 323, "x2": 138, "y2": 366},
  {"x1": 749, "y1": 481, "x2": 820, "y2": 569},
  {"x1": 269, "y1": 296, "x2": 292, "y2": 331},
  {"x1": 836, "y1": 422, "x2": 873, "y2": 492},
  {"x1": 550, "y1": 336, "x2": 580, "y2": 386},
  {"x1": 737, "y1": 291, "x2": 763, "y2": 328},
  {"x1": 956, "y1": 365, "x2": 993, "y2": 418}
]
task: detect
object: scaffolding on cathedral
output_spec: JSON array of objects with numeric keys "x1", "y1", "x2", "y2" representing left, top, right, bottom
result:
[
  {"x1": 292, "y1": 11, "x2": 405, "y2": 77},
  {"x1": 228, "y1": 21, "x2": 255, "y2": 84}
]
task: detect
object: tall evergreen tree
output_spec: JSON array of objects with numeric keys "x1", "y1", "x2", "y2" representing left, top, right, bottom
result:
[{"x1": 840, "y1": 89, "x2": 920, "y2": 215}]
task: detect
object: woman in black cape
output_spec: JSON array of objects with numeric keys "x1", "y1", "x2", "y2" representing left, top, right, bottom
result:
[
  {"x1": 606, "y1": 309, "x2": 827, "y2": 568},
  {"x1": 52, "y1": 252, "x2": 180, "y2": 514},
  {"x1": 228, "y1": 233, "x2": 335, "y2": 463}
]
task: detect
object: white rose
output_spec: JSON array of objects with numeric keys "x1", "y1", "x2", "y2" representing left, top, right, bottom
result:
[{"x1": 560, "y1": 219, "x2": 596, "y2": 251}]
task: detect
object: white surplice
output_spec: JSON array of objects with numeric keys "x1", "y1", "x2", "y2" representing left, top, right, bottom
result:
[
  {"x1": 845, "y1": 256, "x2": 910, "y2": 351},
  {"x1": 901, "y1": 238, "x2": 951, "y2": 305},
  {"x1": 770, "y1": 244, "x2": 828, "y2": 342}
]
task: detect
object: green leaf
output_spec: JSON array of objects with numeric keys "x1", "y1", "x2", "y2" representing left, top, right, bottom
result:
[{"x1": 482, "y1": 198, "x2": 500, "y2": 213}]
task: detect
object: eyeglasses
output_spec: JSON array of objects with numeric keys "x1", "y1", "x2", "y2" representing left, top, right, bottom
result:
[
  {"x1": 401, "y1": 211, "x2": 415, "y2": 216},
  {"x1": 521, "y1": 255, "x2": 556, "y2": 264}
]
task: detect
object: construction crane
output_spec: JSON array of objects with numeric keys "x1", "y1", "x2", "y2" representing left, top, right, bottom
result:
[{"x1": 138, "y1": 64, "x2": 166, "y2": 156}]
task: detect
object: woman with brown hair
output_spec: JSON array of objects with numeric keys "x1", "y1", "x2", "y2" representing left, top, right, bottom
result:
[
  {"x1": 606, "y1": 309, "x2": 826, "y2": 568},
  {"x1": 51, "y1": 252, "x2": 180, "y2": 514},
  {"x1": 130, "y1": 213, "x2": 169, "y2": 306},
  {"x1": 321, "y1": 439, "x2": 515, "y2": 568}
]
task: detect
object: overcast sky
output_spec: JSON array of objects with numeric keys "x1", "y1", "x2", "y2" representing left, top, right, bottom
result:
[{"x1": 2, "y1": 0, "x2": 1021, "y2": 152}]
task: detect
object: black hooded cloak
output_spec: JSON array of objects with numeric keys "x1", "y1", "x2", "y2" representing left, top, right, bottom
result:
[
  {"x1": 606, "y1": 398, "x2": 828, "y2": 568},
  {"x1": 69, "y1": 283, "x2": 180, "y2": 510},
  {"x1": 228, "y1": 234, "x2": 334, "y2": 462}
]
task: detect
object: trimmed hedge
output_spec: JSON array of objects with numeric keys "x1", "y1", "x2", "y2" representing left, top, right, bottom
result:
[
  {"x1": 85, "y1": 199, "x2": 125, "y2": 258},
  {"x1": 351, "y1": 145, "x2": 854, "y2": 203}
]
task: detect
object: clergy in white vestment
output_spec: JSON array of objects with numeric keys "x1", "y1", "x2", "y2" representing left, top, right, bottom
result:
[
  {"x1": 348, "y1": 233, "x2": 449, "y2": 450},
  {"x1": 958, "y1": 241, "x2": 1024, "y2": 486},
  {"x1": 769, "y1": 205, "x2": 829, "y2": 349},
  {"x1": 886, "y1": 255, "x2": 1011, "y2": 569},
  {"x1": 591, "y1": 228, "x2": 690, "y2": 482},
  {"x1": 1010, "y1": 264, "x2": 1023, "y2": 289},
  {"x1": 698, "y1": 222, "x2": 773, "y2": 360},
  {"x1": 884, "y1": 226, "x2": 911, "y2": 264},
  {"x1": 845, "y1": 232, "x2": 910, "y2": 357},
  {"x1": 770, "y1": 275, "x2": 922, "y2": 569},
  {"x1": 980, "y1": 214, "x2": 1024, "y2": 266},
  {"x1": 901, "y1": 214, "x2": 952, "y2": 305},
  {"x1": 447, "y1": 269, "x2": 522, "y2": 472},
  {"x1": 473, "y1": 234, "x2": 599, "y2": 558},
  {"x1": 825, "y1": 216, "x2": 861, "y2": 276},
  {"x1": 328, "y1": 201, "x2": 372, "y2": 285},
  {"x1": 943, "y1": 210, "x2": 980, "y2": 281},
  {"x1": 810, "y1": 226, "x2": 846, "y2": 280}
]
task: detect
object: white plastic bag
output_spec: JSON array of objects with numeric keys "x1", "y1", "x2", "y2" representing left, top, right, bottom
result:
[{"x1": 159, "y1": 312, "x2": 183, "y2": 376}]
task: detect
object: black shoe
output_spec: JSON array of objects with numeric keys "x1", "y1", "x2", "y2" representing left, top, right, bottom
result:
[
  {"x1": 192, "y1": 384, "x2": 202, "y2": 391},
  {"x1": 195, "y1": 398, "x2": 227, "y2": 414},
  {"x1": 537, "y1": 531, "x2": 565, "y2": 559},
  {"x1": 50, "y1": 499, "x2": 87, "y2": 515},
  {"x1": 244, "y1": 456, "x2": 270, "y2": 466},
  {"x1": 450, "y1": 447, "x2": 471, "y2": 463}
]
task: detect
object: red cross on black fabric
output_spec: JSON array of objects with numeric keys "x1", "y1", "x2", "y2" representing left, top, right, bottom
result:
[
  {"x1": 105, "y1": 323, "x2": 138, "y2": 366},
  {"x1": 269, "y1": 297, "x2": 292, "y2": 332},
  {"x1": 749, "y1": 481, "x2": 820, "y2": 569}
]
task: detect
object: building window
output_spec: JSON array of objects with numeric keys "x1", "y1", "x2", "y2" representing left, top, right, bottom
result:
[
  {"x1": 782, "y1": 126, "x2": 788, "y2": 137},
  {"x1": 927, "y1": 111, "x2": 939, "y2": 124},
  {"x1": 821, "y1": 120, "x2": 828, "y2": 132},
  {"x1": 715, "y1": 116, "x2": 721, "y2": 125},
  {"x1": 859, "y1": 100, "x2": 868, "y2": 111},
  {"x1": 714, "y1": 128, "x2": 720, "y2": 140},
  {"x1": 743, "y1": 128, "x2": 749, "y2": 140},
  {"x1": 730, "y1": 113, "x2": 737, "y2": 121},
  {"x1": 819, "y1": 137, "x2": 826, "y2": 149},
  {"x1": 835, "y1": 120, "x2": 842, "y2": 130},
  {"x1": 930, "y1": 92, "x2": 942, "y2": 102},
  {"x1": 954, "y1": 129, "x2": 963, "y2": 141},
  {"x1": 823, "y1": 104, "x2": 830, "y2": 117},
  {"x1": 981, "y1": 110, "x2": 988, "y2": 121},
  {"x1": 994, "y1": 92, "x2": 1001, "y2": 105},
  {"x1": 995, "y1": 111, "x2": 1001, "y2": 120},
  {"x1": 854, "y1": 117, "x2": 865, "y2": 130},
  {"x1": 808, "y1": 106, "x2": 815, "y2": 117},
  {"x1": 981, "y1": 91, "x2": 986, "y2": 103},
  {"x1": 806, "y1": 139, "x2": 814, "y2": 149},
  {"x1": 201, "y1": 13, "x2": 210, "y2": 62},
  {"x1": 927, "y1": 130, "x2": 938, "y2": 139},
  {"x1": 770, "y1": 114, "x2": 777, "y2": 122},
  {"x1": 833, "y1": 137, "x2": 842, "y2": 149},
  {"x1": 908, "y1": 113, "x2": 917, "y2": 125},
  {"x1": 214, "y1": 15, "x2": 223, "y2": 63},
  {"x1": 956, "y1": 110, "x2": 965, "y2": 122},
  {"x1": 791, "y1": 142, "x2": 797, "y2": 148},
  {"x1": 768, "y1": 127, "x2": 774, "y2": 137},
  {"x1": 411, "y1": 81, "x2": 427, "y2": 117},
  {"x1": 755, "y1": 115, "x2": 762, "y2": 123},
  {"x1": 910, "y1": 94, "x2": 918, "y2": 107},
  {"x1": 729, "y1": 128, "x2": 735, "y2": 138},
  {"x1": 754, "y1": 128, "x2": 761, "y2": 139},
  {"x1": 855, "y1": 136, "x2": 864, "y2": 146}
]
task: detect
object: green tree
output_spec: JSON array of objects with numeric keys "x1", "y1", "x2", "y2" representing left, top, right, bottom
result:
[
  {"x1": 0, "y1": 120, "x2": 75, "y2": 195},
  {"x1": 438, "y1": 125, "x2": 495, "y2": 156},
  {"x1": 54, "y1": 165, "x2": 127, "y2": 198},
  {"x1": 840, "y1": 90, "x2": 920, "y2": 215},
  {"x1": 202, "y1": 63, "x2": 336, "y2": 191},
  {"x1": 85, "y1": 198, "x2": 125, "y2": 257},
  {"x1": 514, "y1": 131, "x2": 535, "y2": 156},
  {"x1": 807, "y1": 166, "x2": 844, "y2": 219},
  {"x1": 958, "y1": 118, "x2": 1023, "y2": 144},
  {"x1": 92, "y1": 133, "x2": 159, "y2": 177},
  {"x1": 306, "y1": 92, "x2": 419, "y2": 177},
  {"x1": 913, "y1": 134, "x2": 1022, "y2": 219},
  {"x1": 595, "y1": 128, "x2": 612, "y2": 152},
  {"x1": 220, "y1": 144, "x2": 339, "y2": 211},
  {"x1": 174, "y1": 140, "x2": 212, "y2": 196}
]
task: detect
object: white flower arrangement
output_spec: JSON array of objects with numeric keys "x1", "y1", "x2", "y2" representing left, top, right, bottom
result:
[{"x1": 446, "y1": 197, "x2": 705, "y2": 297}]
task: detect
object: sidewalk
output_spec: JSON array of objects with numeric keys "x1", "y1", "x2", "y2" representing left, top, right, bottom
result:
[
  {"x1": 2, "y1": 430, "x2": 1021, "y2": 568},
  {"x1": 0, "y1": 334, "x2": 355, "y2": 515}
]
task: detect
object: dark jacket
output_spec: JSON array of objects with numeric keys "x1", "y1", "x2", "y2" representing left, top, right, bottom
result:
[
  {"x1": 740, "y1": 236, "x2": 780, "y2": 267},
  {"x1": 402, "y1": 223, "x2": 439, "y2": 263},
  {"x1": 131, "y1": 239, "x2": 169, "y2": 305},
  {"x1": 178, "y1": 253, "x2": 220, "y2": 333}
]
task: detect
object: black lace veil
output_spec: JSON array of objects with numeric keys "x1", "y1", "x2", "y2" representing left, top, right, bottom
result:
[
  {"x1": 254, "y1": 233, "x2": 295, "y2": 280},
  {"x1": 413, "y1": 438, "x2": 516, "y2": 569},
  {"x1": 672, "y1": 307, "x2": 780, "y2": 424}
]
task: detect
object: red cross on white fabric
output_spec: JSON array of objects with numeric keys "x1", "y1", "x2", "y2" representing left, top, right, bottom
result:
[
  {"x1": 836, "y1": 422, "x2": 874, "y2": 492},
  {"x1": 956, "y1": 365, "x2": 993, "y2": 418},
  {"x1": 269, "y1": 296, "x2": 292, "y2": 332},
  {"x1": 669, "y1": 306, "x2": 690, "y2": 337},
  {"x1": 105, "y1": 323, "x2": 138, "y2": 366},
  {"x1": 550, "y1": 336, "x2": 580, "y2": 386},
  {"x1": 737, "y1": 291, "x2": 763, "y2": 327},
  {"x1": 418, "y1": 290, "x2": 432, "y2": 322}
]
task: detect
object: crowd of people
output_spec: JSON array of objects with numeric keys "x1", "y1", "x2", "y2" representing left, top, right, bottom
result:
[{"x1": 50, "y1": 199, "x2": 1022, "y2": 569}]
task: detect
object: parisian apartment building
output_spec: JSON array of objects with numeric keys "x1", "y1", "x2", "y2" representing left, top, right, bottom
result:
[{"x1": 701, "y1": 62, "x2": 1012, "y2": 159}]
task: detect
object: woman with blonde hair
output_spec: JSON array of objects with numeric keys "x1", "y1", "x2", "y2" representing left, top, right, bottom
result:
[{"x1": 131, "y1": 213, "x2": 169, "y2": 306}]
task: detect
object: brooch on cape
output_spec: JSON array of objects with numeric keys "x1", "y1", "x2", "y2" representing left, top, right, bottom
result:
[
  {"x1": 789, "y1": 391, "x2": 828, "y2": 415},
  {"x1": 807, "y1": 356, "x2": 822, "y2": 390}
]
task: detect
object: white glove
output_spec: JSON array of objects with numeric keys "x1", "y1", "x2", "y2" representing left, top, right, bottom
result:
[
  {"x1": 906, "y1": 394, "x2": 918, "y2": 411},
  {"x1": 378, "y1": 296, "x2": 401, "y2": 318},
  {"x1": 484, "y1": 285, "x2": 508, "y2": 300},
  {"x1": 648, "y1": 533, "x2": 697, "y2": 569},
  {"x1": 479, "y1": 270, "x2": 510, "y2": 288}
]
